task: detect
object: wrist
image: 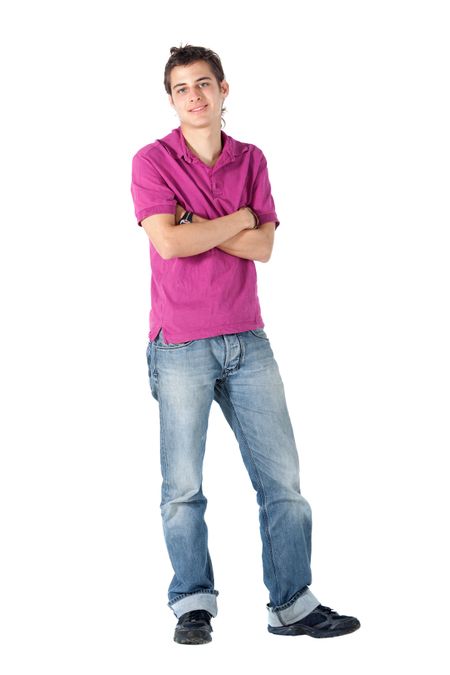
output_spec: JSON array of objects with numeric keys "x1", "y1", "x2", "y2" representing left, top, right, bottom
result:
[
  {"x1": 246, "y1": 206, "x2": 260, "y2": 229},
  {"x1": 178, "y1": 210, "x2": 193, "y2": 225}
]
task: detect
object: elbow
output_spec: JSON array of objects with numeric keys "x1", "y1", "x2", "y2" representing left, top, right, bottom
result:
[
  {"x1": 161, "y1": 247, "x2": 174, "y2": 260},
  {"x1": 259, "y1": 246, "x2": 273, "y2": 263},
  {"x1": 144, "y1": 233, "x2": 174, "y2": 260},
  {"x1": 258, "y1": 231, "x2": 274, "y2": 262},
  {"x1": 154, "y1": 242, "x2": 173, "y2": 260},
  {"x1": 160, "y1": 233, "x2": 177, "y2": 260}
]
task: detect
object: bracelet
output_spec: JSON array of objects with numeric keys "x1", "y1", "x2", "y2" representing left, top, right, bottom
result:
[{"x1": 248, "y1": 207, "x2": 260, "y2": 229}]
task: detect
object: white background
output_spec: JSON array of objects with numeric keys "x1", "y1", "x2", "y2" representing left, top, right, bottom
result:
[{"x1": 1, "y1": 0, "x2": 449, "y2": 672}]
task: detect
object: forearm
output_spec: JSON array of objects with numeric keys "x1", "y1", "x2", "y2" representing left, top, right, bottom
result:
[
  {"x1": 216, "y1": 229, "x2": 268, "y2": 262},
  {"x1": 167, "y1": 209, "x2": 250, "y2": 258}
]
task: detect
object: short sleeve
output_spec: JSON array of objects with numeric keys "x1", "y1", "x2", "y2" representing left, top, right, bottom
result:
[
  {"x1": 131, "y1": 152, "x2": 177, "y2": 226},
  {"x1": 250, "y1": 152, "x2": 280, "y2": 229}
]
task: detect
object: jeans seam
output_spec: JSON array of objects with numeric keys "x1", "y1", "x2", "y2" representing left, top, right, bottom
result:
[
  {"x1": 156, "y1": 345, "x2": 170, "y2": 502},
  {"x1": 276, "y1": 608, "x2": 288, "y2": 626},
  {"x1": 147, "y1": 342, "x2": 159, "y2": 400},
  {"x1": 220, "y1": 385, "x2": 281, "y2": 604}
]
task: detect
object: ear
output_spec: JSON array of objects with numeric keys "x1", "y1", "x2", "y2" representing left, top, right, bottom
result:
[
  {"x1": 168, "y1": 94, "x2": 175, "y2": 108},
  {"x1": 220, "y1": 80, "x2": 229, "y2": 99}
]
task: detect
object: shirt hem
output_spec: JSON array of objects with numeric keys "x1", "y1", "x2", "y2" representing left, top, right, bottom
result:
[
  {"x1": 149, "y1": 320, "x2": 265, "y2": 343},
  {"x1": 257, "y1": 212, "x2": 280, "y2": 228},
  {"x1": 137, "y1": 204, "x2": 176, "y2": 225}
]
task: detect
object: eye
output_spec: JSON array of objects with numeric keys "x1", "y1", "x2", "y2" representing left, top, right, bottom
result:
[{"x1": 176, "y1": 82, "x2": 209, "y2": 95}]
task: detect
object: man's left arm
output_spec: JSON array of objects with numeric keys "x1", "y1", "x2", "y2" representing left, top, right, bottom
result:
[
  {"x1": 216, "y1": 150, "x2": 279, "y2": 262},
  {"x1": 214, "y1": 222, "x2": 276, "y2": 262}
]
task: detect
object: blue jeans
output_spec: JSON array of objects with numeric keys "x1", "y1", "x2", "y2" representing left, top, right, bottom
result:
[{"x1": 145, "y1": 327, "x2": 320, "y2": 627}]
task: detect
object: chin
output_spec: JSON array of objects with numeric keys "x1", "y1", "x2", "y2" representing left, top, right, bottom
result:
[{"x1": 184, "y1": 119, "x2": 212, "y2": 129}]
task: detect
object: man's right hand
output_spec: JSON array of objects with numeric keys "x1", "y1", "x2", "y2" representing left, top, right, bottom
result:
[{"x1": 239, "y1": 206, "x2": 259, "y2": 230}]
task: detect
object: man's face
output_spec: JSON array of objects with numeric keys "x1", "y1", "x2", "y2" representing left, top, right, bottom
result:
[{"x1": 169, "y1": 60, "x2": 229, "y2": 129}]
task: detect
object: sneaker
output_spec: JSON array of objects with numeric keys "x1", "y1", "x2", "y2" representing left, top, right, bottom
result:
[
  {"x1": 173, "y1": 609, "x2": 213, "y2": 645},
  {"x1": 268, "y1": 604, "x2": 361, "y2": 638}
]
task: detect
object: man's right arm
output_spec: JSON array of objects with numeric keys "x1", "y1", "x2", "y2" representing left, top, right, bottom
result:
[{"x1": 140, "y1": 208, "x2": 256, "y2": 259}]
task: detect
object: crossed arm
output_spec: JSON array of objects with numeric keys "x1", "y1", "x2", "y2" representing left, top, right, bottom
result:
[{"x1": 175, "y1": 203, "x2": 275, "y2": 263}]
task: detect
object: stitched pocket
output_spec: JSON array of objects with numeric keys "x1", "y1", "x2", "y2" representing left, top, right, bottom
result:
[
  {"x1": 154, "y1": 328, "x2": 194, "y2": 349},
  {"x1": 155, "y1": 339, "x2": 194, "y2": 349},
  {"x1": 249, "y1": 328, "x2": 269, "y2": 340}
]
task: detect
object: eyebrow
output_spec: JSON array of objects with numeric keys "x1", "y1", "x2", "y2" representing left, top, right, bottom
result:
[{"x1": 173, "y1": 76, "x2": 212, "y2": 90}]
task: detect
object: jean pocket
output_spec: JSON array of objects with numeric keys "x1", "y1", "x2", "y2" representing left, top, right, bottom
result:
[
  {"x1": 249, "y1": 328, "x2": 269, "y2": 340},
  {"x1": 154, "y1": 327, "x2": 194, "y2": 349},
  {"x1": 155, "y1": 339, "x2": 194, "y2": 349}
]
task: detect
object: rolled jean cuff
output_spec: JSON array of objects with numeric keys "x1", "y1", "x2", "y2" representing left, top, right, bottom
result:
[
  {"x1": 168, "y1": 590, "x2": 219, "y2": 619},
  {"x1": 267, "y1": 587, "x2": 320, "y2": 627}
]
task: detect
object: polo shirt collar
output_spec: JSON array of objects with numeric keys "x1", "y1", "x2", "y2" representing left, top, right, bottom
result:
[{"x1": 175, "y1": 126, "x2": 248, "y2": 165}]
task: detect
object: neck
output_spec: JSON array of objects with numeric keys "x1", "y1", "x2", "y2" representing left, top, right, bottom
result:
[{"x1": 180, "y1": 122, "x2": 223, "y2": 167}]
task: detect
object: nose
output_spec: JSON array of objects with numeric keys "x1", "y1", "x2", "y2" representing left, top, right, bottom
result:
[{"x1": 189, "y1": 90, "x2": 203, "y2": 103}]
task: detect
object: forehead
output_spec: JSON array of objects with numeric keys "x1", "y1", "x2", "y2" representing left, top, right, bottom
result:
[{"x1": 170, "y1": 60, "x2": 216, "y2": 87}]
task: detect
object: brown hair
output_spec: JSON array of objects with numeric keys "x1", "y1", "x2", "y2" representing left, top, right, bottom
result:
[{"x1": 164, "y1": 44, "x2": 227, "y2": 127}]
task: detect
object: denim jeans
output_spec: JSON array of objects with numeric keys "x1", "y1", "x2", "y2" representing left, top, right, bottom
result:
[{"x1": 145, "y1": 326, "x2": 320, "y2": 627}]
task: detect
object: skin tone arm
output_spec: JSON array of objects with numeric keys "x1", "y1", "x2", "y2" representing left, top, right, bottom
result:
[
  {"x1": 141, "y1": 205, "x2": 258, "y2": 260},
  {"x1": 214, "y1": 221, "x2": 275, "y2": 262},
  {"x1": 172, "y1": 207, "x2": 258, "y2": 258},
  {"x1": 175, "y1": 203, "x2": 275, "y2": 263}
]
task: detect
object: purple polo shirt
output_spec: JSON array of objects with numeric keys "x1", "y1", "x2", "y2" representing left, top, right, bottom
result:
[{"x1": 130, "y1": 125, "x2": 280, "y2": 344}]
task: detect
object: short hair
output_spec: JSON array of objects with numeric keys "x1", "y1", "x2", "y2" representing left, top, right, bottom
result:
[{"x1": 164, "y1": 44, "x2": 227, "y2": 127}]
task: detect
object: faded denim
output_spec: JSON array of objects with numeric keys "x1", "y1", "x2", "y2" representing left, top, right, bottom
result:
[{"x1": 145, "y1": 326, "x2": 320, "y2": 626}]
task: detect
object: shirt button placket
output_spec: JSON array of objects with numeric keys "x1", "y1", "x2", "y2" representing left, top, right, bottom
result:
[{"x1": 211, "y1": 170, "x2": 223, "y2": 198}]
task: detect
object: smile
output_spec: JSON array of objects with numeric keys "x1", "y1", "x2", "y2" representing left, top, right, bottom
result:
[{"x1": 190, "y1": 105, "x2": 208, "y2": 113}]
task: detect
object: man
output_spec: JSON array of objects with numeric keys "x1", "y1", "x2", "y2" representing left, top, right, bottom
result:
[{"x1": 130, "y1": 44, "x2": 360, "y2": 645}]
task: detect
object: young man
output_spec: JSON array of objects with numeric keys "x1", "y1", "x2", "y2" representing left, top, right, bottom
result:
[{"x1": 130, "y1": 44, "x2": 360, "y2": 645}]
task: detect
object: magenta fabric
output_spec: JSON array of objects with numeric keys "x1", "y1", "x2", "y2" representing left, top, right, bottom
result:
[{"x1": 130, "y1": 126, "x2": 280, "y2": 343}]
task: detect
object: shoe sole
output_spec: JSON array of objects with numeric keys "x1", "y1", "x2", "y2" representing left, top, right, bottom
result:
[
  {"x1": 268, "y1": 621, "x2": 361, "y2": 638},
  {"x1": 174, "y1": 629, "x2": 212, "y2": 645}
]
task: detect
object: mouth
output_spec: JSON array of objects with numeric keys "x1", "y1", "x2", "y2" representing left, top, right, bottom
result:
[{"x1": 189, "y1": 104, "x2": 208, "y2": 113}]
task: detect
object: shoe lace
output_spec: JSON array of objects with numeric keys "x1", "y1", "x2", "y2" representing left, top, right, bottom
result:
[
  {"x1": 317, "y1": 605, "x2": 338, "y2": 616},
  {"x1": 181, "y1": 610, "x2": 212, "y2": 624}
]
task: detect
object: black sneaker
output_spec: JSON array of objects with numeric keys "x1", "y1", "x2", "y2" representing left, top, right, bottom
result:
[
  {"x1": 174, "y1": 609, "x2": 213, "y2": 645},
  {"x1": 268, "y1": 604, "x2": 360, "y2": 638}
]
